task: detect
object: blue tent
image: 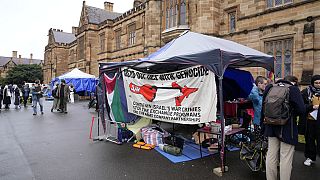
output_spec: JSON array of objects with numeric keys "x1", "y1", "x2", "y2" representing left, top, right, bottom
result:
[
  {"x1": 51, "y1": 68, "x2": 97, "y2": 93},
  {"x1": 222, "y1": 68, "x2": 254, "y2": 101}
]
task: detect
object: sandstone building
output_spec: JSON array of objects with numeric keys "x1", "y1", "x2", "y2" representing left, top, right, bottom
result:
[
  {"x1": 44, "y1": 0, "x2": 320, "y2": 84},
  {"x1": 0, "y1": 51, "x2": 43, "y2": 78}
]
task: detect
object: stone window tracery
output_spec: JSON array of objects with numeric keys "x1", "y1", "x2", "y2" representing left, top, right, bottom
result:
[
  {"x1": 267, "y1": 0, "x2": 293, "y2": 8},
  {"x1": 265, "y1": 39, "x2": 293, "y2": 78}
]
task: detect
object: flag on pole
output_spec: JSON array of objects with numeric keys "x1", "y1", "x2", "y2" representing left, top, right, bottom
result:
[{"x1": 268, "y1": 71, "x2": 275, "y2": 82}]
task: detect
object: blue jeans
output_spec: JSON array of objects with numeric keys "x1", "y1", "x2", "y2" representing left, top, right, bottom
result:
[{"x1": 33, "y1": 97, "x2": 43, "y2": 114}]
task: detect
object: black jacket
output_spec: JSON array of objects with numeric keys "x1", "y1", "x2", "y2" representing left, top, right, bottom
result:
[
  {"x1": 261, "y1": 80, "x2": 305, "y2": 145},
  {"x1": 300, "y1": 87, "x2": 320, "y2": 131}
]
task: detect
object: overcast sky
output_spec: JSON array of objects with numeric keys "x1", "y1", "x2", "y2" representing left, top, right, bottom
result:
[{"x1": 0, "y1": 0, "x2": 134, "y2": 60}]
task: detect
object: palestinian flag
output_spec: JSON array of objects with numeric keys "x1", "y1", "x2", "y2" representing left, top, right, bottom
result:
[{"x1": 104, "y1": 73, "x2": 137, "y2": 123}]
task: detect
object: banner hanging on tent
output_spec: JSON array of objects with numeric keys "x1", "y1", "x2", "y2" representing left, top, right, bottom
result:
[{"x1": 122, "y1": 65, "x2": 217, "y2": 124}]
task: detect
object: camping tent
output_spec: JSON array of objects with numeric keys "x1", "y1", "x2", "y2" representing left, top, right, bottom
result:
[
  {"x1": 99, "y1": 31, "x2": 274, "y2": 172},
  {"x1": 51, "y1": 68, "x2": 97, "y2": 93}
]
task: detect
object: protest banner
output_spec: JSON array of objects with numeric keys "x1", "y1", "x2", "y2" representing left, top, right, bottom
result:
[{"x1": 122, "y1": 65, "x2": 217, "y2": 124}]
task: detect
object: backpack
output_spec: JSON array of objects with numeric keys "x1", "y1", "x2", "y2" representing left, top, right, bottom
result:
[
  {"x1": 52, "y1": 88, "x2": 57, "y2": 98},
  {"x1": 263, "y1": 83, "x2": 291, "y2": 125}
]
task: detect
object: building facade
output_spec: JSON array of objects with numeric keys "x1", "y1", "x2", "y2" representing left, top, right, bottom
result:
[
  {"x1": 44, "y1": 0, "x2": 320, "y2": 84},
  {"x1": 0, "y1": 51, "x2": 43, "y2": 78}
]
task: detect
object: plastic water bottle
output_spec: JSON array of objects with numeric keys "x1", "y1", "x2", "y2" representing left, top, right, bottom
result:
[{"x1": 159, "y1": 144, "x2": 182, "y2": 156}]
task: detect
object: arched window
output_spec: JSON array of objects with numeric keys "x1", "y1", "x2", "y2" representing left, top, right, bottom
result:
[
  {"x1": 180, "y1": 0, "x2": 186, "y2": 25},
  {"x1": 166, "y1": 6, "x2": 169, "y2": 29},
  {"x1": 284, "y1": 39, "x2": 292, "y2": 77},
  {"x1": 164, "y1": 0, "x2": 188, "y2": 29}
]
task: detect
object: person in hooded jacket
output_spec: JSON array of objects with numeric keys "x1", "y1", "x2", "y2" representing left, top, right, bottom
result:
[
  {"x1": 13, "y1": 84, "x2": 21, "y2": 109},
  {"x1": 261, "y1": 75, "x2": 305, "y2": 180},
  {"x1": 300, "y1": 75, "x2": 320, "y2": 166}
]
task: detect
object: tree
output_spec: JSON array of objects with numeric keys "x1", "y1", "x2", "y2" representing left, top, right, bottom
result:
[
  {"x1": 0, "y1": 76, "x2": 5, "y2": 86},
  {"x1": 6, "y1": 64, "x2": 43, "y2": 85}
]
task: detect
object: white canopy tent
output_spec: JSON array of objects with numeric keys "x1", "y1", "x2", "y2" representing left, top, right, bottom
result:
[{"x1": 51, "y1": 68, "x2": 97, "y2": 92}]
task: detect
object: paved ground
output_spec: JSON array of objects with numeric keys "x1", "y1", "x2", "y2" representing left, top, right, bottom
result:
[{"x1": 0, "y1": 100, "x2": 319, "y2": 180}]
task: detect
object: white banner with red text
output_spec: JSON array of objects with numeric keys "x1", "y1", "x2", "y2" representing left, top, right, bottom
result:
[{"x1": 122, "y1": 65, "x2": 217, "y2": 124}]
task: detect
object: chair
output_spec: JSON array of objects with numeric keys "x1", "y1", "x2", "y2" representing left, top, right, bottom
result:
[{"x1": 126, "y1": 117, "x2": 152, "y2": 142}]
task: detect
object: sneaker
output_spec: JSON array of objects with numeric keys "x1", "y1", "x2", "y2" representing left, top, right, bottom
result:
[
  {"x1": 51, "y1": 108, "x2": 53, "y2": 112},
  {"x1": 304, "y1": 158, "x2": 314, "y2": 166},
  {"x1": 33, "y1": 113, "x2": 37, "y2": 115},
  {"x1": 41, "y1": 112, "x2": 44, "y2": 115}
]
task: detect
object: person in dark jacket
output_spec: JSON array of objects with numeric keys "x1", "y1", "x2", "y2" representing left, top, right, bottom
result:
[
  {"x1": 31, "y1": 80, "x2": 44, "y2": 115},
  {"x1": 261, "y1": 75, "x2": 305, "y2": 180},
  {"x1": 21, "y1": 81, "x2": 30, "y2": 107},
  {"x1": 0, "y1": 85, "x2": 3, "y2": 109},
  {"x1": 3, "y1": 85, "x2": 11, "y2": 109},
  {"x1": 56, "y1": 79, "x2": 70, "y2": 113},
  {"x1": 300, "y1": 75, "x2": 320, "y2": 166}
]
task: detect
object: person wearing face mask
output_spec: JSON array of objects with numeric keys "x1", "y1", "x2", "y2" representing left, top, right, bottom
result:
[
  {"x1": 248, "y1": 76, "x2": 268, "y2": 127},
  {"x1": 301, "y1": 75, "x2": 320, "y2": 166}
]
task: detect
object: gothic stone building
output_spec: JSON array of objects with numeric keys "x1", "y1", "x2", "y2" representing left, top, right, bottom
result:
[
  {"x1": 43, "y1": 0, "x2": 320, "y2": 84},
  {"x1": 0, "y1": 51, "x2": 43, "y2": 78}
]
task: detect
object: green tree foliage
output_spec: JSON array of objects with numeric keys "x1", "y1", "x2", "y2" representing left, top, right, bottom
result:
[
  {"x1": 0, "y1": 76, "x2": 5, "y2": 86},
  {"x1": 6, "y1": 64, "x2": 43, "y2": 85}
]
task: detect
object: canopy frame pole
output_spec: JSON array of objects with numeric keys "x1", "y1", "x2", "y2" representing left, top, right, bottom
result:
[
  {"x1": 213, "y1": 50, "x2": 227, "y2": 176},
  {"x1": 218, "y1": 76, "x2": 226, "y2": 172}
]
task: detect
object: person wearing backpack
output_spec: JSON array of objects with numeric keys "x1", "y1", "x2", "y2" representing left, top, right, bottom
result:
[
  {"x1": 261, "y1": 75, "x2": 305, "y2": 180},
  {"x1": 51, "y1": 82, "x2": 60, "y2": 112},
  {"x1": 300, "y1": 75, "x2": 320, "y2": 166}
]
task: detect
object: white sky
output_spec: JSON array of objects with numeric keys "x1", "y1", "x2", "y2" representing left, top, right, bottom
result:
[{"x1": 0, "y1": 0, "x2": 134, "y2": 60}]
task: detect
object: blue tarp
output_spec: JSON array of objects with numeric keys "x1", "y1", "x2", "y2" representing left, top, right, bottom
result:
[
  {"x1": 223, "y1": 68, "x2": 254, "y2": 100},
  {"x1": 51, "y1": 68, "x2": 97, "y2": 93}
]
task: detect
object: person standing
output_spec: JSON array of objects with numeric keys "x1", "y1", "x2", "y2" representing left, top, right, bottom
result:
[
  {"x1": 21, "y1": 82, "x2": 30, "y2": 107},
  {"x1": 262, "y1": 75, "x2": 305, "y2": 180},
  {"x1": 13, "y1": 84, "x2": 21, "y2": 109},
  {"x1": 31, "y1": 80, "x2": 44, "y2": 115},
  {"x1": 3, "y1": 85, "x2": 11, "y2": 109},
  {"x1": 51, "y1": 82, "x2": 60, "y2": 112},
  {"x1": 300, "y1": 75, "x2": 320, "y2": 166},
  {"x1": 8, "y1": 84, "x2": 13, "y2": 101},
  {"x1": 69, "y1": 84, "x2": 75, "y2": 104},
  {"x1": 0, "y1": 85, "x2": 3, "y2": 109},
  {"x1": 248, "y1": 76, "x2": 268, "y2": 127},
  {"x1": 30, "y1": 83, "x2": 35, "y2": 106},
  {"x1": 56, "y1": 79, "x2": 70, "y2": 113}
]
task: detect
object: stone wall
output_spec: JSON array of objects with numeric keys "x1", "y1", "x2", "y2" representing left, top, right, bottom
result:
[{"x1": 44, "y1": 0, "x2": 320, "y2": 84}]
